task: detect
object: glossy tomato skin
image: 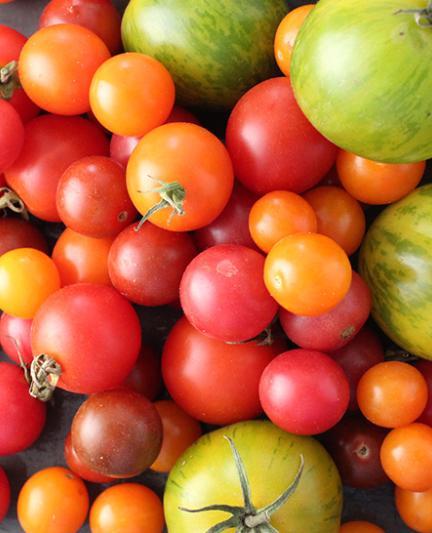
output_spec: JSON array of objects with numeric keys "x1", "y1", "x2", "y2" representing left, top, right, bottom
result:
[
  {"x1": 71, "y1": 389, "x2": 162, "y2": 477},
  {"x1": 109, "y1": 222, "x2": 196, "y2": 306},
  {"x1": 415, "y1": 360, "x2": 432, "y2": 426},
  {"x1": 180, "y1": 244, "x2": 278, "y2": 342},
  {"x1": 0, "y1": 466, "x2": 10, "y2": 522},
  {"x1": 226, "y1": 77, "x2": 337, "y2": 194},
  {"x1": 395, "y1": 486, "x2": 432, "y2": 533},
  {"x1": 259, "y1": 349, "x2": 350, "y2": 435},
  {"x1": 4, "y1": 115, "x2": 109, "y2": 222},
  {"x1": 0, "y1": 362, "x2": 46, "y2": 455},
  {"x1": 0, "y1": 312, "x2": 33, "y2": 364},
  {"x1": 64, "y1": 433, "x2": 113, "y2": 484},
  {"x1": 162, "y1": 316, "x2": 282, "y2": 425},
  {"x1": 0, "y1": 100, "x2": 24, "y2": 173},
  {"x1": 0, "y1": 218, "x2": 47, "y2": 256},
  {"x1": 110, "y1": 134, "x2": 141, "y2": 167},
  {"x1": 31, "y1": 283, "x2": 141, "y2": 394},
  {"x1": 340, "y1": 522, "x2": 384, "y2": 533},
  {"x1": 122, "y1": 344, "x2": 162, "y2": 400}
]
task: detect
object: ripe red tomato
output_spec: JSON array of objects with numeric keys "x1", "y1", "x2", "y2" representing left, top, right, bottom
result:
[
  {"x1": 415, "y1": 360, "x2": 432, "y2": 426},
  {"x1": 0, "y1": 466, "x2": 10, "y2": 522},
  {"x1": 0, "y1": 217, "x2": 47, "y2": 256},
  {"x1": 0, "y1": 312, "x2": 32, "y2": 364},
  {"x1": 395, "y1": 485, "x2": 432, "y2": 533},
  {"x1": 0, "y1": 99, "x2": 24, "y2": 173},
  {"x1": 122, "y1": 344, "x2": 162, "y2": 401},
  {"x1": 64, "y1": 433, "x2": 113, "y2": 484}
]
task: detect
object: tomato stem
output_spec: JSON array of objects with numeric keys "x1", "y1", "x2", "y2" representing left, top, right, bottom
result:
[
  {"x1": 0, "y1": 188, "x2": 29, "y2": 219},
  {"x1": 0, "y1": 60, "x2": 20, "y2": 100},
  {"x1": 394, "y1": 4, "x2": 432, "y2": 27},
  {"x1": 28, "y1": 354, "x2": 62, "y2": 402}
]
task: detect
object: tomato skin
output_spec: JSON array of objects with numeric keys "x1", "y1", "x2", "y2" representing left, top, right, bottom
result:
[
  {"x1": 162, "y1": 316, "x2": 281, "y2": 425},
  {"x1": 415, "y1": 360, "x2": 432, "y2": 426},
  {"x1": 64, "y1": 433, "x2": 113, "y2": 484},
  {"x1": 0, "y1": 466, "x2": 10, "y2": 522},
  {"x1": 0, "y1": 100, "x2": 24, "y2": 173},
  {"x1": 0, "y1": 312, "x2": 33, "y2": 364},
  {"x1": 180, "y1": 244, "x2": 278, "y2": 342},
  {"x1": 395, "y1": 486, "x2": 432, "y2": 533},
  {"x1": 122, "y1": 344, "x2": 162, "y2": 400},
  {"x1": 0, "y1": 362, "x2": 46, "y2": 455},
  {"x1": 339, "y1": 522, "x2": 384, "y2": 533},
  {"x1": 4, "y1": 115, "x2": 109, "y2": 222},
  {"x1": 0, "y1": 218, "x2": 47, "y2": 256},
  {"x1": 31, "y1": 283, "x2": 141, "y2": 394}
]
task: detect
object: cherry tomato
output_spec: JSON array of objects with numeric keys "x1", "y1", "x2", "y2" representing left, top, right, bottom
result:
[
  {"x1": 126, "y1": 122, "x2": 234, "y2": 231},
  {"x1": 180, "y1": 244, "x2": 278, "y2": 342},
  {"x1": 339, "y1": 522, "x2": 384, "y2": 533},
  {"x1": 0, "y1": 466, "x2": 10, "y2": 522},
  {"x1": 122, "y1": 344, "x2": 162, "y2": 401},
  {"x1": 357, "y1": 362, "x2": 428, "y2": 428},
  {"x1": 17, "y1": 467, "x2": 89, "y2": 533},
  {"x1": 0, "y1": 362, "x2": 46, "y2": 455},
  {"x1": 0, "y1": 24, "x2": 25, "y2": 60},
  {"x1": 64, "y1": 433, "x2": 113, "y2": 484},
  {"x1": 108, "y1": 221, "x2": 196, "y2": 306},
  {"x1": 39, "y1": 0, "x2": 121, "y2": 53},
  {"x1": 0, "y1": 218, "x2": 47, "y2": 256},
  {"x1": 56, "y1": 156, "x2": 137, "y2": 238},
  {"x1": 0, "y1": 99, "x2": 24, "y2": 173},
  {"x1": 337, "y1": 150, "x2": 425, "y2": 205},
  {"x1": 4, "y1": 115, "x2": 109, "y2": 222},
  {"x1": 0, "y1": 312, "x2": 32, "y2": 364},
  {"x1": 31, "y1": 283, "x2": 141, "y2": 394},
  {"x1": 71, "y1": 389, "x2": 162, "y2": 477},
  {"x1": 151, "y1": 400, "x2": 202, "y2": 473},
  {"x1": 264, "y1": 233, "x2": 352, "y2": 316},
  {"x1": 162, "y1": 316, "x2": 282, "y2": 425},
  {"x1": 303, "y1": 185, "x2": 366, "y2": 255},
  {"x1": 89, "y1": 483, "x2": 164, "y2": 533},
  {"x1": 380, "y1": 423, "x2": 432, "y2": 492},
  {"x1": 19, "y1": 24, "x2": 110, "y2": 115},
  {"x1": 90, "y1": 52, "x2": 175, "y2": 136},
  {"x1": 249, "y1": 190, "x2": 317, "y2": 253},
  {"x1": 415, "y1": 360, "x2": 432, "y2": 426},
  {"x1": 165, "y1": 105, "x2": 200, "y2": 125},
  {"x1": 259, "y1": 349, "x2": 350, "y2": 435},
  {"x1": 395, "y1": 485, "x2": 432, "y2": 533},
  {"x1": 0, "y1": 248, "x2": 60, "y2": 319}
]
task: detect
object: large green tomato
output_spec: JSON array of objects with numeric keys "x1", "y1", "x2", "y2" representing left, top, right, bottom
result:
[
  {"x1": 164, "y1": 420, "x2": 342, "y2": 532},
  {"x1": 291, "y1": 0, "x2": 432, "y2": 163},
  {"x1": 121, "y1": 0, "x2": 287, "y2": 110}
]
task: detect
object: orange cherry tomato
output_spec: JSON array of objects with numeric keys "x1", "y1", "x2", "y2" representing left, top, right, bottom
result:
[
  {"x1": 274, "y1": 5, "x2": 314, "y2": 76},
  {"x1": 380, "y1": 423, "x2": 432, "y2": 492},
  {"x1": 395, "y1": 485, "x2": 432, "y2": 533},
  {"x1": 248, "y1": 190, "x2": 317, "y2": 253},
  {"x1": 357, "y1": 361, "x2": 428, "y2": 428},
  {"x1": 17, "y1": 466, "x2": 89, "y2": 533},
  {"x1": 339, "y1": 521, "x2": 384, "y2": 533},
  {"x1": 151, "y1": 400, "x2": 202, "y2": 473},
  {"x1": 264, "y1": 233, "x2": 352, "y2": 316},
  {"x1": 89, "y1": 483, "x2": 164, "y2": 533},
  {"x1": 337, "y1": 150, "x2": 425, "y2": 205},
  {"x1": 303, "y1": 186, "x2": 365, "y2": 255}
]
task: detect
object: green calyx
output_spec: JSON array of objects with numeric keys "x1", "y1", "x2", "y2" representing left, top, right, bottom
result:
[
  {"x1": 394, "y1": 2, "x2": 432, "y2": 27},
  {"x1": 0, "y1": 61, "x2": 20, "y2": 100},
  {"x1": 180, "y1": 436, "x2": 304, "y2": 533}
]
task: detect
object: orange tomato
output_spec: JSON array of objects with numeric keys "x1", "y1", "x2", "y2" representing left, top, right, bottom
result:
[
  {"x1": 303, "y1": 186, "x2": 365, "y2": 255},
  {"x1": 17, "y1": 467, "x2": 89, "y2": 533},
  {"x1": 264, "y1": 233, "x2": 352, "y2": 316},
  {"x1": 339, "y1": 521, "x2": 384, "y2": 533},
  {"x1": 395, "y1": 486, "x2": 432, "y2": 533},
  {"x1": 337, "y1": 150, "x2": 425, "y2": 205},
  {"x1": 248, "y1": 190, "x2": 317, "y2": 253}
]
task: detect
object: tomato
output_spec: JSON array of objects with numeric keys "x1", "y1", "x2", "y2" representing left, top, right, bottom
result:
[
  {"x1": 108, "y1": 221, "x2": 196, "y2": 306},
  {"x1": 339, "y1": 522, "x2": 384, "y2": 533},
  {"x1": 380, "y1": 423, "x2": 432, "y2": 492},
  {"x1": 0, "y1": 100, "x2": 24, "y2": 173},
  {"x1": 225, "y1": 77, "x2": 337, "y2": 194},
  {"x1": 274, "y1": 4, "x2": 314, "y2": 76},
  {"x1": 71, "y1": 389, "x2": 162, "y2": 477},
  {"x1": 56, "y1": 156, "x2": 137, "y2": 238},
  {"x1": 259, "y1": 349, "x2": 349, "y2": 435},
  {"x1": 337, "y1": 151, "x2": 425, "y2": 205},
  {"x1": 0, "y1": 25, "x2": 25, "y2": 60},
  {"x1": 64, "y1": 433, "x2": 113, "y2": 484},
  {"x1": 0, "y1": 362, "x2": 46, "y2": 455},
  {"x1": 19, "y1": 24, "x2": 110, "y2": 115},
  {"x1": 415, "y1": 360, "x2": 432, "y2": 426},
  {"x1": 249, "y1": 190, "x2": 317, "y2": 253},
  {"x1": 395, "y1": 486, "x2": 432, "y2": 533},
  {"x1": 0, "y1": 248, "x2": 60, "y2": 319},
  {"x1": 31, "y1": 283, "x2": 141, "y2": 395},
  {"x1": 52, "y1": 228, "x2": 113, "y2": 286},
  {"x1": 17, "y1": 467, "x2": 89, "y2": 533},
  {"x1": 0, "y1": 217, "x2": 47, "y2": 256},
  {"x1": 303, "y1": 185, "x2": 366, "y2": 255},
  {"x1": 39, "y1": 0, "x2": 121, "y2": 53},
  {"x1": 164, "y1": 420, "x2": 342, "y2": 532},
  {"x1": 90, "y1": 483, "x2": 164, "y2": 533},
  {"x1": 0, "y1": 312, "x2": 32, "y2": 364},
  {"x1": 280, "y1": 271, "x2": 371, "y2": 353},
  {"x1": 151, "y1": 400, "x2": 202, "y2": 473},
  {"x1": 162, "y1": 316, "x2": 281, "y2": 425},
  {"x1": 90, "y1": 52, "x2": 175, "y2": 136},
  {"x1": 122, "y1": 344, "x2": 162, "y2": 400},
  {"x1": 165, "y1": 105, "x2": 200, "y2": 125},
  {"x1": 4, "y1": 115, "x2": 109, "y2": 222},
  {"x1": 357, "y1": 362, "x2": 428, "y2": 428},
  {"x1": 322, "y1": 416, "x2": 388, "y2": 489},
  {"x1": 180, "y1": 244, "x2": 278, "y2": 342},
  {"x1": 264, "y1": 233, "x2": 352, "y2": 316},
  {"x1": 0, "y1": 466, "x2": 10, "y2": 522}
]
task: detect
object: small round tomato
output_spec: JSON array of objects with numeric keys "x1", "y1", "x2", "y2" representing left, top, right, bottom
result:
[
  {"x1": 90, "y1": 483, "x2": 164, "y2": 533},
  {"x1": 90, "y1": 52, "x2": 175, "y2": 136},
  {"x1": 122, "y1": 344, "x2": 162, "y2": 400},
  {"x1": 17, "y1": 467, "x2": 89, "y2": 533},
  {"x1": 380, "y1": 423, "x2": 432, "y2": 492},
  {"x1": 19, "y1": 24, "x2": 110, "y2": 115},
  {"x1": 249, "y1": 190, "x2": 317, "y2": 253},
  {"x1": 0, "y1": 466, "x2": 10, "y2": 522},
  {"x1": 415, "y1": 360, "x2": 432, "y2": 426},
  {"x1": 357, "y1": 362, "x2": 428, "y2": 428},
  {"x1": 0, "y1": 312, "x2": 32, "y2": 364},
  {"x1": 395, "y1": 485, "x2": 432, "y2": 533},
  {"x1": 337, "y1": 151, "x2": 425, "y2": 205},
  {"x1": 264, "y1": 233, "x2": 352, "y2": 316},
  {"x1": 339, "y1": 522, "x2": 384, "y2": 533},
  {"x1": 64, "y1": 433, "x2": 113, "y2": 484},
  {"x1": 0, "y1": 248, "x2": 60, "y2": 319},
  {"x1": 0, "y1": 218, "x2": 47, "y2": 256},
  {"x1": 165, "y1": 105, "x2": 200, "y2": 125},
  {"x1": 0, "y1": 100, "x2": 24, "y2": 173}
]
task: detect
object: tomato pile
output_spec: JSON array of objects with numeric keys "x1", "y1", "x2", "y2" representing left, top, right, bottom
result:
[{"x1": 0, "y1": 0, "x2": 432, "y2": 531}]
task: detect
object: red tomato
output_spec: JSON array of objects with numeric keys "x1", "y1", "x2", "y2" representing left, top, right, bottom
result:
[
  {"x1": 0, "y1": 312, "x2": 32, "y2": 364},
  {"x1": 395, "y1": 486, "x2": 432, "y2": 533},
  {"x1": 415, "y1": 360, "x2": 432, "y2": 426},
  {"x1": 0, "y1": 466, "x2": 10, "y2": 522},
  {"x1": 225, "y1": 77, "x2": 337, "y2": 194},
  {"x1": 0, "y1": 218, "x2": 47, "y2": 256},
  {"x1": 4, "y1": 115, "x2": 109, "y2": 221},
  {"x1": 0, "y1": 100, "x2": 24, "y2": 173},
  {"x1": 122, "y1": 344, "x2": 162, "y2": 401},
  {"x1": 259, "y1": 349, "x2": 350, "y2": 435},
  {"x1": 0, "y1": 24, "x2": 25, "y2": 60},
  {"x1": 165, "y1": 105, "x2": 200, "y2": 125},
  {"x1": 64, "y1": 433, "x2": 113, "y2": 484}
]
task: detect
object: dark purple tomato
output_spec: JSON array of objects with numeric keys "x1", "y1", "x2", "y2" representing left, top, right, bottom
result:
[
  {"x1": 64, "y1": 433, "x2": 113, "y2": 484},
  {"x1": 122, "y1": 344, "x2": 162, "y2": 401},
  {"x1": 0, "y1": 312, "x2": 32, "y2": 364},
  {"x1": 0, "y1": 100, "x2": 24, "y2": 173},
  {"x1": 415, "y1": 360, "x2": 432, "y2": 426},
  {"x1": 0, "y1": 218, "x2": 47, "y2": 256},
  {"x1": 0, "y1": 466, "x2": 10, "y2": 522},
  {"x1": 71, "y1": 389, "x2": 162, "y2": 477}
]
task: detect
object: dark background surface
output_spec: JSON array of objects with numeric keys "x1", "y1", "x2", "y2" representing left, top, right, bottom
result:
[{"x1": 0, "y1": 0, "x2": 419, "y2": 531}]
